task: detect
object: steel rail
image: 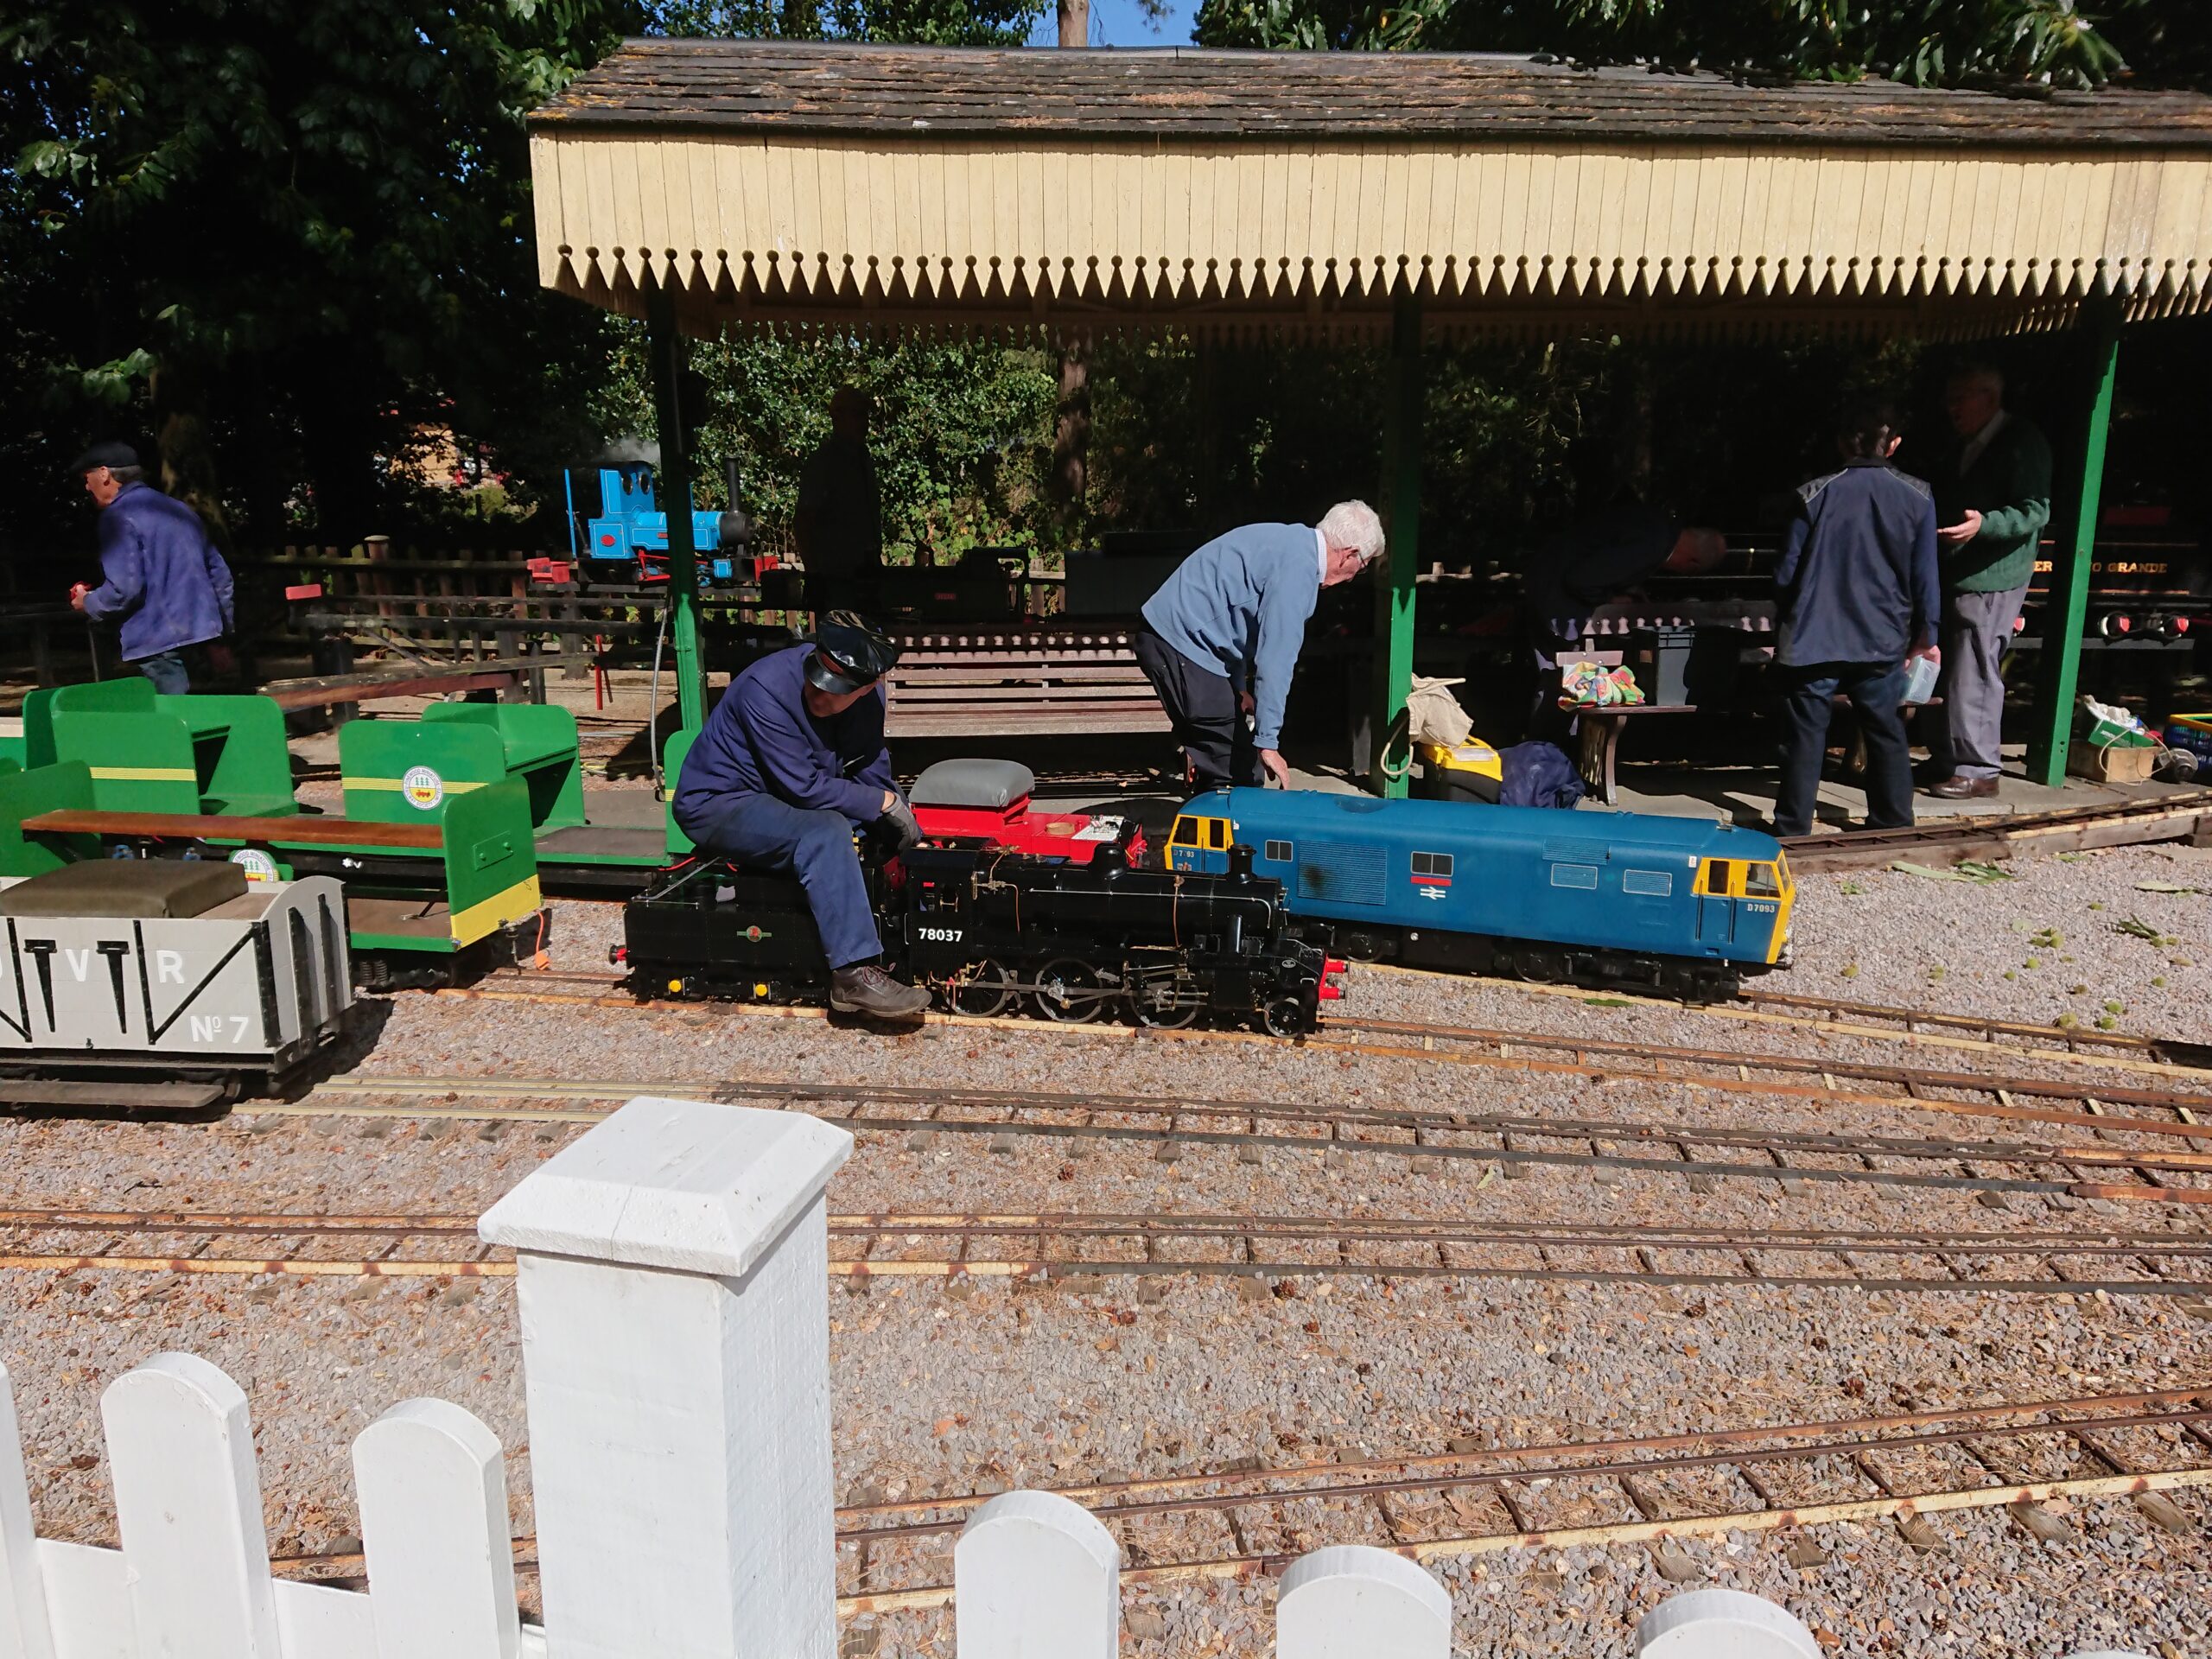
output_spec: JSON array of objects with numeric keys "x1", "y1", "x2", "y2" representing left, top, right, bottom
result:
[
  {"x1": 412, "y1": 983, "x2": 2212, "y2": 1143},
  {"x1": 283, "y1": 1071, "x2": 2212, "y2": 1205},
  {"x1": 271, "y1": 1389, "x2": 2212, "y2": 1605},
  {"x1": 1780, "y1": 791, "x2": 2212, "y2": 872},
  {"x1": 1376, "y1": 969, "x2": 2212, "y2": 1079},
  {"x1": 12, "y1": 1206, "x2": 2209, "y2": 1294},
  {"x1": 837, "y1": 1405, "x2": 2212, "y2": 1544},
  {"x1": 13, "y1": 1205, "x2": 2212, "y2": 1253}
]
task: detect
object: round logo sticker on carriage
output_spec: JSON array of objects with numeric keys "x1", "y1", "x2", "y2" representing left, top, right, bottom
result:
[
  {"x1": 230, "y1": 849, "x2": 279, "y2": 883},
  {"x1": 401, "y1": 765, "x2": 445, "y2": 811}
]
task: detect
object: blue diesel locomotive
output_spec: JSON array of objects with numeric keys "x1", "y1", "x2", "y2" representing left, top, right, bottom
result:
[{"x1": 1166, "y1": 790, "x2": 1793, "y2": 999}]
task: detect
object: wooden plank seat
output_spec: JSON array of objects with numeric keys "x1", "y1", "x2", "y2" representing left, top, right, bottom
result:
[
  {"x1": 22, "y1": 809, "x2": 442, "y2": 851},
  {"x1": 260, "y1": 657, "x2": 555, "y2": 712},
  {"x1": 883, "y1": 635, "x2": 1169, "y2": 739}
]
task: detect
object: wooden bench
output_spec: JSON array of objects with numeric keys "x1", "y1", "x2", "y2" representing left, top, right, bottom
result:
[
  {"x1": 23, "y1": 810, "x2": 441, "y2": 850},
  {"x1": 883, "y1": 626, "x2": 1170, "y2": 739},
  {"x1": 18, "y1": 795, "x2": 541, "y2": 951},
  {"x1": 1573, "y1": 703, "x2": 1698, "y2": 805},
  {"x1": 261, "y1": 653, "x2": 562, "y2": 721}
]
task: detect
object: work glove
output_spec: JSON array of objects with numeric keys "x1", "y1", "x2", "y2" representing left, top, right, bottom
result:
[{"x1": 880, "y1": 791, "x2": 924, "y2": 849}]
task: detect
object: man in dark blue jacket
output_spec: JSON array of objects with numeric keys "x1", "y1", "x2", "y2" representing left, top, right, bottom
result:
[
  {"x1": 68, "y1": 442, "x2": 234, "y2": 694},
  {"x1": 673, "y1": 612, "x2": 931, "y2": 1020},
  {"x1": 1770, "y1": 399, "x2": 1942, "y2": 838}
]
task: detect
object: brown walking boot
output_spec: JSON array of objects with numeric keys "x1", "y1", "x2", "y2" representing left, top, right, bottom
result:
[
  {"x1": 829, "y1": 963, "x2": 932, "y2": 1020},
  {"x1": 1926, "y1": 775, "x2": 1999, "y2": 800}
]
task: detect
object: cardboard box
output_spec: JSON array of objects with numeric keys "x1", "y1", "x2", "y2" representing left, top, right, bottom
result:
[{"x1": 2070, "y1": 741, "x2": 2159, "y2": 784}]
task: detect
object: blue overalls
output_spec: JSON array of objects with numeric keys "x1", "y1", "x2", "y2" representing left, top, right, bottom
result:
[{"x1": 671, "y1": 645, "x2": 895, "y2": 969}]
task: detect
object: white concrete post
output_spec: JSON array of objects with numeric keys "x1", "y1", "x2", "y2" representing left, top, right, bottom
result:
[
  {"x1": 478, "y1": 1096, "x2": 853, "y2": 1659},
  {"x1": 955, "y1": 1490, "x2": 1121, "y2": 1659},
  {"x1": 100, "y1": 1352, "x2": 282, "y2": 1659},
  {"x1": 0, "y1": 1364, "x2": 54, "y2": 1659},
  {"x1": 1276, "y1": 1545, "x2": 1451, "y2": 1659},
  {"x1": 353, "y1": 1398, "x2": 521, "y2": 1659},
  {"x1": 1637, "y1": 1588, "x2": 1823, "y2": 1659}
]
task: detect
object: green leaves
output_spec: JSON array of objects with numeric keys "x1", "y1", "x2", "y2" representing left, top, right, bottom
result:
[{"x1": 1194, "y1": 0, "x2": 2141, "y2": 88}]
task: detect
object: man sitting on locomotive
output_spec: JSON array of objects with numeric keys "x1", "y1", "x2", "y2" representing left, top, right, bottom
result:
[{"x1": 672, "y1": 611, "x2": 931, "y2": 1020}]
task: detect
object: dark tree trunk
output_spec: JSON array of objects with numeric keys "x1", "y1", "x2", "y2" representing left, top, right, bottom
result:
[
  {"x1": 1053, "y1": 0, "x2": 1091, "y2": 535},
  {"x1": 150, "y1": 358, "x2": 232, "y2": 550},
  {"x1": 1052, "y1": 339, "x2": 1090, "y2": 530},
  {"x1": 294, "y1": 365, "x2": 385, "y2": 542}
]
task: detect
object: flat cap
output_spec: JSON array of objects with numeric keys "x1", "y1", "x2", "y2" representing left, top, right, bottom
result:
[{"x1": 70, "y1": 441, "x2": 138, "y2": 474}]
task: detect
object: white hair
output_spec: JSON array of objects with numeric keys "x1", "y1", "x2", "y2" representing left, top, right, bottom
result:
[{"x1": 1319, "y1": 499, "x2": 1386, "y2": 568}]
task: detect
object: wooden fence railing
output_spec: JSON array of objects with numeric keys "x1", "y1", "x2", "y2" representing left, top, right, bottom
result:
[{"x1": 0, "y1": 1096, "x2": 2162, "y2": 1659}]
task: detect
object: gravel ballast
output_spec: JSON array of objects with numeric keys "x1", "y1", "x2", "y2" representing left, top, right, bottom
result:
[{"x1": 2, "y1": 836, "x2": 2209, "y2": 1655}]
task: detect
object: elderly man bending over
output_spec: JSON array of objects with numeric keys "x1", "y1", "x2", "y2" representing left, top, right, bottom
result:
[{"x1": 1135, "y1": 502, "x2": 1385, "y2": 788}]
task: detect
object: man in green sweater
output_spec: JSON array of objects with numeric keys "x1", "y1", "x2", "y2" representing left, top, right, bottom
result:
[{"x1": 1925, "y1": 364, "x2": 2052, "y2": 799}]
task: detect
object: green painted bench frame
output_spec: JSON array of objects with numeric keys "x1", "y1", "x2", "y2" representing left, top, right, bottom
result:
[
  {"x1": 0, "y1": 761, "x2": 540, "y2": 955},
  {"x1": 340, "y1": 703, "x2": 584, "y2": 836},
  {"x1": 27, "y1": 681, "x2": 297, "y2": 818}
]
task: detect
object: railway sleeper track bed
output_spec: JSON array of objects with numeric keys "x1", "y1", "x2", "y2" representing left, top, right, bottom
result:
[
  {"x1": 1780, "y1": 789, "x2": 2212, "y2": 872},
  {"x1": 264, "y1": 1058, "x2": 2212, "y2": 1210},
  {"x1": 426, "y1": 978, "x2": 2212, "y2": 1142},
  {"x1": 251, "y1": 1389, "x2": 2212, "y2": 1605},
  {"x1": 1376, "y1": 970, "x2": 2212, "y2": 1077},
  {"x1": 477, "y1": 964, "x2": 2212, "y2": 1084},
  {"x1": 12, "y1": 1205, "x2": 2212, "y2": 1298}
]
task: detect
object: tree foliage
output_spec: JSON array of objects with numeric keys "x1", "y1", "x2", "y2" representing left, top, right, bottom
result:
[
  {"x1": 1192, "y1": 0, "x2": 2170, "y2": 89},
  {"x1": 1, "y1": 0, "x2": 636, "y2": 546},
  {"x1": 596, "y1": 326, "x2": 1060, "y2": 563},
  {"x1": 653, "y1": 0, "x2": 1038, "y2": 44}
]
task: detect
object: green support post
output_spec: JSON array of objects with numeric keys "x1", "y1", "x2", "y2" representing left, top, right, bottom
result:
[
  {"x1": 1370, "y1": 293, "x2": 1423, "y2": 798},
  {"x1": 2026, "y1": 297, "x2": 2123, "y2": 787},
  {"x1": 646, "y1": 284, "x2": 707, "y2": 739}
]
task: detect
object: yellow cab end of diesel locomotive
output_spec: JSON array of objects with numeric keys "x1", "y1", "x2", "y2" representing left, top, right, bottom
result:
[{"x1": 1768, "y1": 851, "x2": 1796, "y2": 966}]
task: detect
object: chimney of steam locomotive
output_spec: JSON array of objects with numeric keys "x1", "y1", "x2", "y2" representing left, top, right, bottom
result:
[{"x1": 1226, "y1": 842, "x2": 1255, "y2": 882}]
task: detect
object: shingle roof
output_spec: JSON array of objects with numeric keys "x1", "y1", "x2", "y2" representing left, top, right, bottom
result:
[{"x1": 537, "y1": 38, "x2": 2212, "y2": 149}]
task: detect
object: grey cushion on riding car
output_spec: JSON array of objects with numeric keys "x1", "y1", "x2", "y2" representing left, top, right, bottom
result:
[
  {"x1": 910, "y1": 759, "x2": 1036, "y2": 810},
  {"x1": 0, "y1": 859, "x2": 249, "y2": 919}
]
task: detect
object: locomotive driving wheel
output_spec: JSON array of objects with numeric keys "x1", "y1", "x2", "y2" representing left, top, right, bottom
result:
[
  {"x1": 945, "y1": 959, "x2": 1015, "y2": 1017},
  {"x1": 1513, "y1": 945, "x2": 1567, "y2": 983},
  {"x1": 1033, "y1": 958, "x2": 1109, "y2": 1023},
  {"x1": 1132, "y1": 971, "x2": 1203, "y2": 1029}
]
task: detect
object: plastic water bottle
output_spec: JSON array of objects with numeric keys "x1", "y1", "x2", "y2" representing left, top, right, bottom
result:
[{"x1": 1901, "y1": 654, "x2": 1940, "y2": 706}]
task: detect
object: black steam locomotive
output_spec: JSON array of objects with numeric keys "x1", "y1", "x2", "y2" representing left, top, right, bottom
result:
[{"x1": 620, "y1": 837, "x2": 1338, "y2": 1035}]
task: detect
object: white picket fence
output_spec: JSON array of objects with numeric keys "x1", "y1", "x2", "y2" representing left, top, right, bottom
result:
[{"x1": 0, "y1": 1096, "x2": 2160, "y2": 1659}]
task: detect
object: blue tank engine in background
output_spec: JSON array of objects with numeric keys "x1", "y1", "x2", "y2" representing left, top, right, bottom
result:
[
  {"x1": 564, "y1": 458, "x2": 761, "y2": 588},
  {"x1": 1166, "y1": 790, "x2": 1792, "y2": 1000}
]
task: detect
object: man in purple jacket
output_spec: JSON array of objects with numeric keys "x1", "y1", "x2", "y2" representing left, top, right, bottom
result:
[
  {"x1": 68, "y1": 442, "x2": 234, "y2": 694},
  {"x1": 673, "y1": 612, "x2": 931, "y2": 1021}
]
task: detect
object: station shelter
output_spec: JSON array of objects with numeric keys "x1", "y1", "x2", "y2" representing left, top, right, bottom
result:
[{"x1": 525, "y1": 40, "x2": 2212, "y2": 791}]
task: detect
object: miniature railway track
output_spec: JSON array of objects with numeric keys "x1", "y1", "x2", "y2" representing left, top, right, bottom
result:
[
  {"x1": 415, "y1": 977, "x2": 2212, "y2": 1151},
  {"x1": 1408, "y1": 970, "x2": 2212, "y2": 1076},
  {"x1": 265, "y1": 1389, "x2": 2212, "y2": 1602},
  {"x1": 1781, "y1": 789, "x2": 2212, "y2": 871},
  {"x1": 1732, "y1": 987, "x2": 2212, "y2": 1068},
  {"x1": 219, "y1": 1065, "x2": 2212, "y2": 1206},
  {"x1": 10, "y1": 1206, "x2": 2212, "y2": 1296},
  {"x1": 832, "y1": 1389, "x2": 2212, "y2": 1612}
]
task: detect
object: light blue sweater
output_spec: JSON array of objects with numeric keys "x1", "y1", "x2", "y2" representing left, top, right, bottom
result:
[{"x1": 1141, "y1": 522, "x2": 1321, "y2": 750}]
